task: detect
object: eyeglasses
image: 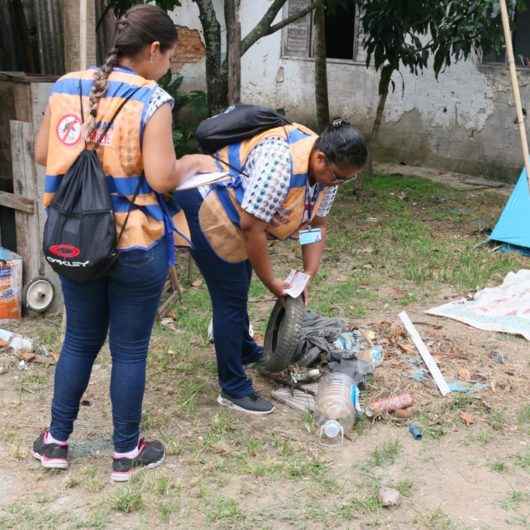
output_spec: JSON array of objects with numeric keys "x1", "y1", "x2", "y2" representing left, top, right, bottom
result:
[{"x1": 326, "y1": 160, "x2": 357, "y2": 183}]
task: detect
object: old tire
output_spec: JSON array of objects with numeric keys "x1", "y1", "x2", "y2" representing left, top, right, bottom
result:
[{"x1": 262, "y1": 296, "x2": 305, "y2": 373}]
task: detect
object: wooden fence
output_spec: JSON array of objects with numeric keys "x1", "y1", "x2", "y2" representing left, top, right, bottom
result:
[{"x1": 0, "y1": 0, "x2": 64, "y2": 75}]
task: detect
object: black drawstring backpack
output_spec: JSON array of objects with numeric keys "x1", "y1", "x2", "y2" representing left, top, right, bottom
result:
[
  {"x1": 195, "y1": 104, "x2": 289, "y2": 154},
  {"x1": 43, "y1": 81, "x2": 142, "y2": 283}
]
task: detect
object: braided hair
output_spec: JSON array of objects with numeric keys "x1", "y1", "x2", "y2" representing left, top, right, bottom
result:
[
  {"x1": 314, "y1": 118, "x2": 368, "y2": 169},
  {"x1": 84, "y1": 5, "x2": 178, "y2": 142}
]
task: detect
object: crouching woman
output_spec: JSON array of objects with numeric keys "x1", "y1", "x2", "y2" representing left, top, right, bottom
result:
[{"x1": 174, "y1": 119, "x2": 368, "y2": 415}]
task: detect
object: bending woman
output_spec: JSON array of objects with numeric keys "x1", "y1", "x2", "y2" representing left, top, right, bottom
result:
[
  {"x1": 174, "y1": 119, "x2": 368, "y2": 415},
  {"x1": 33, "y1": 5, "x2": 211, "y2": 481}
]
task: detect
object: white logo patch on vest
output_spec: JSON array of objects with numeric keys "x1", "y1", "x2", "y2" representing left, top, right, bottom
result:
[{"x1": 57, "y1": 114, "x2": 82, "y2": 146}]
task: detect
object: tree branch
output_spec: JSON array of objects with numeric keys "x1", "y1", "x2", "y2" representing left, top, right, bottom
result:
[{"x1": 241, "y1": 1, "x2": 316, "y2": 57}]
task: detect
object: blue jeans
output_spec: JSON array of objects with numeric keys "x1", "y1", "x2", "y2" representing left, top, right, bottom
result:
[
  {"x1": 174, "y1": 189, "x2": 262, "y2": 398},
  {"x1": 50, "y1": 240, "x2": 168, "y2": 452}
]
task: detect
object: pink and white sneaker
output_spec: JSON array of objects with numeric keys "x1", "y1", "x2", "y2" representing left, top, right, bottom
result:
[{"x1": 32, "y1": 430, "x2": 68, "y2": 469}]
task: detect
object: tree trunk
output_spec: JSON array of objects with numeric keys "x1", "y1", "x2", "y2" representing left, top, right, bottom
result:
[
  {"x1": 194, "y1": 0, "x2": 227, "y2": 114},
  {"x1": 365, "y1": 66, "x2": 392, "y2": 178},
  {"x1": 225, "y1": 0, "x2": 241, "y2": 105},
  {"x1": 314, "y1": 3, "x2": 329, "y2": 131}
]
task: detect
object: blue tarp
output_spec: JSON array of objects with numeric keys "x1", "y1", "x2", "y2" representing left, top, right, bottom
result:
[{"x1": 490, "y1": 168, "x2": 530, "y2": 249}]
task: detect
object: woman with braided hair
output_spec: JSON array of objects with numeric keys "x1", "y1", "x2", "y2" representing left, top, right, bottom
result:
[{"x1": 33, "y1": 4, "x2": 213, "y2": 481}]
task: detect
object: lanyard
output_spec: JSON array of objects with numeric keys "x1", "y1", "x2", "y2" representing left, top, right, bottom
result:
[{"x1": 304, "y1": 181, "x2": 319, "y2": 223}]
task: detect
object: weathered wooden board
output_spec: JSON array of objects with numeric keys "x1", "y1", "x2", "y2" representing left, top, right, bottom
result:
[
  {"x1": 10, "y1": 121, "x2": 42, "y2": 285},
  {"x1": 0, "y1": 191, "x2": 35, "y2": 214}
]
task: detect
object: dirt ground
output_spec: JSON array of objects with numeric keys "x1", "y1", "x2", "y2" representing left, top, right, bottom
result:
[{"x1": 0, "y1": 169, "x2": 529, "y2": 530}]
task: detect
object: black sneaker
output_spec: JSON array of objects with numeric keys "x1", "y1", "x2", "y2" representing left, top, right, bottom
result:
[
  {"x1": 32, "y1": 431, "x2": 68, "y2": 470},
  {"x1": 111, "y1": 438, "x2": 165, "y2": 482},
  {"x1": 217, "y1": 391, "x2": 275, "y2": 415}
]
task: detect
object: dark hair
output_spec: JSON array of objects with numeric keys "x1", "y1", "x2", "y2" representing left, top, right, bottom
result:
[
  {"x1": 314, "y1": 118, "x2": 368, "y2": 169},
  {"x1": 85, "y1": 4, "x2": 178, "y2": 140}
]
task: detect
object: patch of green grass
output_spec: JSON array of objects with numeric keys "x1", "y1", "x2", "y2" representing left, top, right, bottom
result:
[
  {"x1": 449, "y1": 395, "x2": 476, "y2": 412},
  {"x1": 487, "y1": 409, "x2": 507, "y2": 432},
  {"x1": 79, "y1": 465, "x2": 105, "y2": 494},
  {"x1": 338, "y1": 493, "x2": 383, "y2": 518},
  {"x1": 370, "y1": 440, "x2": 401, "y2": 467},
  {"x1": 518, "y1": 405, "x2": 530, "y2": 426},
  {"x1": 311, "y1": 277, "x2": 374, "y2": 318},
  {"x1": 111, "y1": 487, "x2": 144, "y2": 513},
  {"x1": 415, "y1": 508, "x2": 460, "y2": 530},
  {"x1": 158, "y1": 500, "x2": 179, "y2": 524},
  {"x1": 472, "y1": 430, "x2": 493, "y2": 446},
  {"x1": 490, "y1": 461, "x2": 508, "y2": 473},
  {"x1": 71, "y1": 509, "x2": 110, "y2": 529},
  {"x1": 514, "y1": 450, "x2": 530, "y2": 472},
  {"x1": 500, "y1": 490, "x2": 529, "y2": 511},
  {"x1": 0, "y1": 503, "x2": 63, "y2": 530},
  {"x1": 206, "y1": 496, "x2": 244, "y2": 524},
  {"x1": 243, "y1": 455, "x2": 328, "y2": 481},
  {"x1": 396, "y1": 479, "x2": 414, "y2": 497}
]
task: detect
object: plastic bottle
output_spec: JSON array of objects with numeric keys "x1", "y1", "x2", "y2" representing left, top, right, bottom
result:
[{"x1": 315, "y1": 372, "x2": 356, "y2": 446}]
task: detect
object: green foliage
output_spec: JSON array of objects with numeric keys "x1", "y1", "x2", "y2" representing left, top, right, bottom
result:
[
  {"x1": 358, "y1": 0, "x2": 521, "y2": 96},
  {"x1": 158, "y1": 71, "x2": 208, "y2": 156}
]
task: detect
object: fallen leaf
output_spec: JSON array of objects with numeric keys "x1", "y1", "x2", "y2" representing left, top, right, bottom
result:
[
  {"x1": 212, "y1": 441, "x2": 231, "y2": 455},
  {"x1": 458, "y1": 368, "x2": 472, "y2": 382},
  {"x1": 18, "y1": 351, "x2": 35, "y2": 363},
  {"x1": 393, "y1": 407, "x2": 414, "y2": 419},
  {"x1": 191, "y1": 278, "x2": 203, "y2": 288},
  {"x1": 459, "y1": 411, "x2": 475, "y2": 426}
]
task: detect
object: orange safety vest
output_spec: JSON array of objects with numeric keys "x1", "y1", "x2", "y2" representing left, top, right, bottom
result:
[
  {"x1": 198, "y1": 124, "x2": 325, "y2": 263},
  {"x1": 44, "y1": 66, "x2": 190, "y2": 252}
]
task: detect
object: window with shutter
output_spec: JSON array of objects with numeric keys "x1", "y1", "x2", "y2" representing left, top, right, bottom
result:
[
  {"x1": 282, "y1": 0, "x2": 312, "y2": 58},
  {"x1": 282, "y1": 0, "x2": 364, "y2": 63}
]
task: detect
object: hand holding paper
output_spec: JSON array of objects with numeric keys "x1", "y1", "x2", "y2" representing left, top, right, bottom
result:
[{"x1": 283, "y1": 270, "x2": 311, "y2": 299}]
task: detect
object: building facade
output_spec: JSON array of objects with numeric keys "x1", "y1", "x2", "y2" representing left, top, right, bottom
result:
[{"x1": 172, "y1": 0, "x2": 529, "y2": 182}]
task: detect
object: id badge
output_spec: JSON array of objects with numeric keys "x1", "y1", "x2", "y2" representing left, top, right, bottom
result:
[{"x1": 299, "y1": 227, "x2": 322, "y2": 246}]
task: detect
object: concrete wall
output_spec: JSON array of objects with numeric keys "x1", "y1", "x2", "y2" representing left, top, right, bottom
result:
[{"x1": 170, "y1": 1, "x2": 529, "y2": 182}]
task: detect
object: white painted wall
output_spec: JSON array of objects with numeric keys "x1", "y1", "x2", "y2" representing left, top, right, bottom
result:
[{"x1": 170, "y1": 1, "x2": 529, "y2": 180}]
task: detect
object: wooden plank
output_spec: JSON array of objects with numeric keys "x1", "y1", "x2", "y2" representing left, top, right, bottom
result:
[
  {"x1": 10, "y1": 120, "x2": 41, "y2": 285},
  {"x1": 80, "y1": 0, "x2": 88, "y2": 70},
  {"x1": 399, "y1": 311, "x2": 450, "y2": 396},
  {"x1": 0, "y1": 191, "x2": 35, "y2": 214},
  {"x1": 29, "y1": 82, "x2": 62, "y2": 311}
]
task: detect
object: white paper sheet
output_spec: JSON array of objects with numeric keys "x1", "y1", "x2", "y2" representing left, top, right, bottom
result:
[
  {"x1": 176, "y1": 171, "x2": 230, "y2": 191},
  {"x1": 284, "y1": 270, "x2": 311, "y2": 298}
]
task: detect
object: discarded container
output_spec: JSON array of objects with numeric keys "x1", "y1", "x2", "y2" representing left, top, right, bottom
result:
[
  {"x1": 315, "y1": 372, "x2": 356, "y2": 446},
  {"x1": 0, "y1": 248, "x2": 23, "y2": 321},
  {"x1": 291, "y1": 368, "x2": 321, "y2": 384},
  {"x1": 368, "y1": 393, "x2": 414, "y2": 416},
  {"x1": 0, "y1": 329, "x2": 33, "y2": 354},
  {"x1": 368, "y1": 345, "x2": 384, "y2": 367},
  {"x1": 408, "y1": 423, "x2": 423, "y2": 440},
  {"x1": 334, "y1": 331, "x2": 361, "y2": 358}
]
